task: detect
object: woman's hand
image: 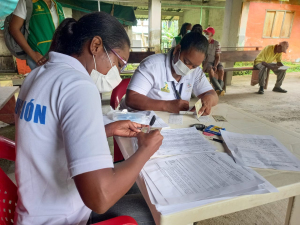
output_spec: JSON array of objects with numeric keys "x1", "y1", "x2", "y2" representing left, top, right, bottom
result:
[
  {"x1": 30, "y1": 51, "x2": 48, "y2": 66},
  {"x1": 105, "y1": 120, "x2": 148, "y2": 137}
]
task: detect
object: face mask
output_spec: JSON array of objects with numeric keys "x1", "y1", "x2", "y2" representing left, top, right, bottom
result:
[
  {"x1": 90, "y1": 47, "x2": 122, "y2": 93},
  {"x1": 186, "y1": 30, "x2": 191, "y2": 34},
  {"x1": 204, "y1": 34, "x2": 209, "y2": 40},
  {"x1": 172, "y1": 50, "x2": 195, "y2": 76}
]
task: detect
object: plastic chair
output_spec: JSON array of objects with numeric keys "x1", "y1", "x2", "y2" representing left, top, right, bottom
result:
[
  {"x1": 0, "y1": 136, "x2": 17, "y2": 225},
  {"x1": 110, "y1": 78, "x2": 131, "y2": 162},
  {"x1": 93, "y1": 215, "x2": 138, "y2": 225},
  {"x1": 0, "y1": 136, "x2": 137, "y2": 225}
]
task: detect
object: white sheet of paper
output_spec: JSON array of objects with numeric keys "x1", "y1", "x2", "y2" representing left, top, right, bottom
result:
[
  {"x1": 221, "y1": 130, "x2": 300, "y2": 171},
  {"x1": 143, "y1": 153, "x2": 261, "y2": 205},
  {"x1": 196, "y1": 115, "x2": 210, "y2": 123},
  {"x1": 152, "y1": 127, "x2": 216, "y2": 157},
  {"x1": 138, "y1": 111, "x2": 169, "y2": 128},
  {"x1": 168, "y1": 114, "x2": 183, "y2": 125},
  {"x1": 278, "y1": 66, "x2": 289, "y2": 70}
]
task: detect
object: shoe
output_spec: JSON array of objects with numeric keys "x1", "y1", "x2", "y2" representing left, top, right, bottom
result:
[
  {"x1": 216, "y1": 90, "x2": 225, "y2": 96},
  {"x1": 258, "y1": 86, "x2": 264, "y2": 94},
  {"x1": 273, "y1": 87, "x2": 287, "y2": 93}
]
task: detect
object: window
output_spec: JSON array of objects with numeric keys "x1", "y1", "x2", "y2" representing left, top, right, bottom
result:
[{"x1": 263, "y1": 10, "x2": 295, "y2": 38}]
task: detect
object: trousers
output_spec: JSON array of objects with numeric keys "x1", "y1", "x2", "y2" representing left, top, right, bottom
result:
[
  {"x1": 254, "y1": 63, "x2": 286, "y2": 88},
  {"x1": 87, "y1": 183, "x2": 155, "y2": 225}
]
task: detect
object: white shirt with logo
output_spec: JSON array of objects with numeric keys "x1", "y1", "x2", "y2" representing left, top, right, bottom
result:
[
  {"x1": 121, "y1": 50, "x2": 213, "y2": 109},
  {"x1": 14, "y1": 52, "x2": 113, "y2": 225}
]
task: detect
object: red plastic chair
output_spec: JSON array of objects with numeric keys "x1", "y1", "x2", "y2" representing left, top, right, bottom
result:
[
  {"x1": 110, "y1": 78, "x2": 131, "y2": 162},
  {"x1": 0, "y1": 136, "x2": 17, "y2": 225},
  {"x1": 0, "y1": 136, "x2": 137, "y2": 225},
  {"x1": 93, "y1": 215, "x2": 138, "y2": 225}
]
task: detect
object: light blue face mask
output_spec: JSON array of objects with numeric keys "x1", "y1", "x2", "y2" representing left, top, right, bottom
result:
[{"x1": 187, "y1": 30, "x2": 191, "y2": 34}]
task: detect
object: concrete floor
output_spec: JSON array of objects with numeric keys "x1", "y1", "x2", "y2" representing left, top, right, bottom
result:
[{"x1": 1, "y1": 72, "x2": 300, "y2": 224}]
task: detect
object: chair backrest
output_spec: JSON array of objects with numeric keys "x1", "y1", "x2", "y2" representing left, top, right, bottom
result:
[
  {"x1": 0, "y1": 168, "x2": 17, "y2": 225},
  {"x1": 127, "y1": 52, "x2": 155, "y2": 64},
  {"x1": 0, "y1": 136, "x2": 16, "y2": 161},
  {"x1": 93, "y1": 215, "x2": 138, "y2": 225},
  {"x1": 110, "y1": 78, "x2": 131, "y2": 110},
  {"x1": 0, "y1": 137, "x2": 17, "y2": 225},
  {"x1": 221, "y1": 50, "x2": 261, "y2": 63}
]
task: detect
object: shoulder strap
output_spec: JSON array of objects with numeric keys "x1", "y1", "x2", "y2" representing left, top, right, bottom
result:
[{"x1": 25, "y1": 0, "x2": 33, "y2": 31}]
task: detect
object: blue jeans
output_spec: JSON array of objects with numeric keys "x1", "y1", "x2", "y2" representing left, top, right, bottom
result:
[{"x1": 26, "y1": 55, "x2": 37, "y2": 70}]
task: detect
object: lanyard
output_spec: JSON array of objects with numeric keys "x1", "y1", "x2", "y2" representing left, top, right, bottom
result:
[{"x1": 171, "y1": 81, "x2": 183, "y2": 100}]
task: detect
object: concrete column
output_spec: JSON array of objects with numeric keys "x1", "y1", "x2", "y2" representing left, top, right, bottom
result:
[
  {"x1": 237, "y1": 2, "x2": 250, "y2": 47},
  {"x1": 148, "y1": 0, "x2": 161, "y2": 53},
  {"x1": 221, "y1": 0, "x2": 243, "y2": 85},
  {"x1": 62, "y1": 7, "x2": 72, "y2": 18}
]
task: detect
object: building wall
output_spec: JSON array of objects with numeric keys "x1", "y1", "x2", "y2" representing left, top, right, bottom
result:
[
  {"x1": 182, "y1": 7, "x2": 224, "y2": 42},
  {"x1": 244, "y1": 2, "x2": 300, "y2": 62}
]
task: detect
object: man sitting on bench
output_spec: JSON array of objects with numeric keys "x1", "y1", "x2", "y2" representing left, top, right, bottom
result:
[
  {"x1": 203, "y1": 27, "x2": 225, "y2": 96},
  {"x1": 254, "y1": 41, "x2": 289, "y2": 94}
]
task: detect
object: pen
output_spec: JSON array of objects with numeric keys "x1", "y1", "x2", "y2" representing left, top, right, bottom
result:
[
  {"x1": 147, "y1": 115, "x2": 156, "y2": 133},
  {"x1": 212, "y1": 138, "x2": 223, "y2": 143}
]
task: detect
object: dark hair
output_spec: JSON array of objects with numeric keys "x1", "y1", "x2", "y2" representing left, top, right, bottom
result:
[
  {"x1": 191, "y1": 24, "x2": 203, "y2": 34},
  {"x1": 180, "y1": 32, "x2": 208, "y2": 54},
  {"x1": 178, "y1": 23, "x2": 192, "y2": 36},
  {"x1": 50, "y1": 12, "x2": 130, "y2": 56}
]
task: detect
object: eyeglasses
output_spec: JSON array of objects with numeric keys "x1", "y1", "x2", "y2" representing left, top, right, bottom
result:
[{"x1": 109, "y1": 48, "x2": 128, "y2": 72}]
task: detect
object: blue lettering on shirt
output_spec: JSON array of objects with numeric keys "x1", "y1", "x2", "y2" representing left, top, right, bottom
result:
[{"x1": 15, "y1": 98, "x2": 47, "y2": 125}]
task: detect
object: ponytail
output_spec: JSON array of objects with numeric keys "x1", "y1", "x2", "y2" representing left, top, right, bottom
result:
[{"x1": 49, "y1": 12, "x2": 130, "y2": 56}]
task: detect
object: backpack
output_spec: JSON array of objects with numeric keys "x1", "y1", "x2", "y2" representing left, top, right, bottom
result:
[{"x1": 4, "y1": 0, "x2": 33, "y2": 60}]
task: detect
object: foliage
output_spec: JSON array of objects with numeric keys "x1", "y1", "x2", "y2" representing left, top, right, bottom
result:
[{"x1": 161, "y1": 20, "x2": 178, "y2": 49}]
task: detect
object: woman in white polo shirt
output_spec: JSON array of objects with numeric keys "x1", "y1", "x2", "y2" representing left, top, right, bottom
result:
[
  {"x1": 14, "y1": 12, "x2": 162, "y2": 225},
  {"x1": 124, "y1": 32, "x2": 218, "y2": 115}
]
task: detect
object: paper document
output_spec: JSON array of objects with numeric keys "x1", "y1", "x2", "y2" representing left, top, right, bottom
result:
[
  {"x1": 168, "y1": 114, "x2": 183, "y2": 124},
  {"x1": 142, "y1": 152, "x2": 263, "y2": 205},
  {"x1": 278, "y1": 66, "x2": 289, "y2": 70},
  {"x1": 152, "y1": 127, "x2": 216, "y2": 157},
  {"x1": 196, "y1": 115, "x2": 210, "y2": 123},
  {"x1": 221, "y1": 131, "x2": 300, "y2": 171},
  {"x1": 195, "y1": 99, "x2": 203, "y2": 118},
  {"x1": 137, "y1": 111, "x2": 169, "y2": 128}
]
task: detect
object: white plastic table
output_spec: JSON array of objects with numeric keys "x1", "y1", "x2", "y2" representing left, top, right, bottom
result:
[{"x1": 115, "y1": 103, "x2": 300, "y2": 225}]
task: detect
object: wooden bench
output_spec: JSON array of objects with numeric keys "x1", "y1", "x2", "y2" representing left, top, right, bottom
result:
[
  {"x1": 121, "y1": 50, "x2": 155, "y2": 78},
  {"x1": 221, "y1": 47, "x2": 270, "y2": 91}
]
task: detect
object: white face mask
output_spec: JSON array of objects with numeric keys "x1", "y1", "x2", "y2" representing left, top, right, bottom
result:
[
  {"x1": 186, "y1": 30, "x2": 191, "y2": 34},
  {"x1": 204, "y1": 34, "x2": 209, "y2": 40},
  {"x1": 90, "y1": 46, "x2": 122, "y2": 93},
  {"x1": 172, "y1": 50, "x2": 195, "y2": 76}
]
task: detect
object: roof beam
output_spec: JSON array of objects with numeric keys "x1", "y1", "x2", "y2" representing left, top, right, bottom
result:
[{"x1": 135, "y1": 10, "x2": 183, "y2": 17}]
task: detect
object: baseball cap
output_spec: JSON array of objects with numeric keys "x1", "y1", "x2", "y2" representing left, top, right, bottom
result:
[
  {"x1": 279, "y1": 41, "x2": 289, "y2": 53},
  {"x1": 204, "y1": 27, "x2": 215, "y2": 35}
]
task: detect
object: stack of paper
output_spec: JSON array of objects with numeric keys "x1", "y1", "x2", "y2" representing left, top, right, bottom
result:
[
  {"x1": 141, "y1": 152, "x2": 277, "y2": 214},
  {"x1": 103, "y1": 110, "x2": 169, "y2": 128},
  {"x1": 152, "y1": 127, "x2": 216, "y2": 157},
  {"x1": 221, "y1": 130, "x2": 300, "y2": 171}
]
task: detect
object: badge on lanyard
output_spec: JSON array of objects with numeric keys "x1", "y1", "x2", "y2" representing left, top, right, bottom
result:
[{"x1": 161, "y1": 82, "x2": 170, "y2": 93}]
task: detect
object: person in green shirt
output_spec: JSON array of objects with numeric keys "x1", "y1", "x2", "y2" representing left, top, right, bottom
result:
[
  {"x1": 171, "y1": 22, "x2": 192, "y2": 47},
  {"x1": 254, "y1": 42, "x2": 289, "y2": 94},
  {"x1": 10, "y1": 0, "x2": 65, "y2": 69}
]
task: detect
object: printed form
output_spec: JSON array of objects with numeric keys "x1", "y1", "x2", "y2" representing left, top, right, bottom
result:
[
  {"x1": 152, "y1": 127, "x2": 216, "y2": 157},
  {"x1": 142, "y1": 152, "x2": 267, "y2": 205},
  {"x1": 221, "y1": 130, "x2": 300, "y2": 171}
]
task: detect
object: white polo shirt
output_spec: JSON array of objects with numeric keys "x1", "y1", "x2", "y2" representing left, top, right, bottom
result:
[
  {"x1": 14, "y1": 52, "x2": 113, "y2": 225},
  {"x1": 121, "y1": 50, "x2": 212, "y2": 109}
]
